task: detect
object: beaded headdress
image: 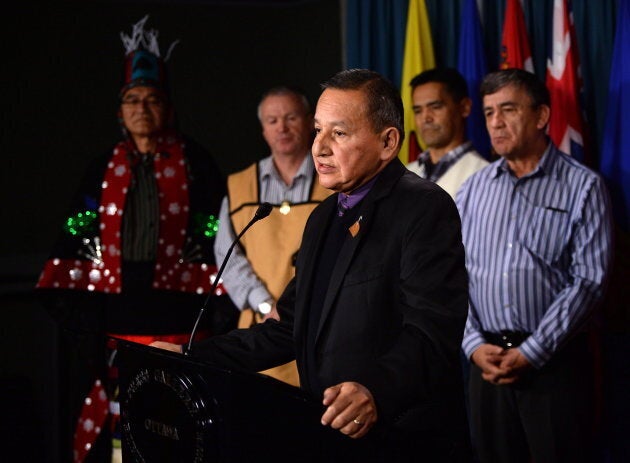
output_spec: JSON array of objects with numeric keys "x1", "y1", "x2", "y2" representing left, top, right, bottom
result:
[{"x1": 119, "y1": 15, "x2": 179, "y2": 97}]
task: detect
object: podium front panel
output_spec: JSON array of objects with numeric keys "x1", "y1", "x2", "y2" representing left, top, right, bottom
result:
[{"x1": 117, "y1": 339, "x2": 324, "y2": 462}]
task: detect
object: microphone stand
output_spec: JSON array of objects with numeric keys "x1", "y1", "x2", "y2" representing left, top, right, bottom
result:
[{"x1": 185, "y1": 202, "x2": 273, "y2": 355}]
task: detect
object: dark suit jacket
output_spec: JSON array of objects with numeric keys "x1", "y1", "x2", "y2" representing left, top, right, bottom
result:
[{"x1": 193, "y1": 159, "x2": 471, "y2": 461}]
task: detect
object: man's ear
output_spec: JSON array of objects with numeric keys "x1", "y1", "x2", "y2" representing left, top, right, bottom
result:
[
  {"x1": 537, "y1": 104, "x2": 551, "y2": 130},
  {"x1": 380, "y1": 127, "x2": 401, "y2": 161},
  {"x1": 460, "y1": 97, "x2": 472, "y2": 119}
]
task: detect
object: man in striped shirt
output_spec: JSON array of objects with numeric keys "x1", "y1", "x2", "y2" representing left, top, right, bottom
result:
[{"x1": 456, "y1": 68, "x2": 613, "y2": 463}]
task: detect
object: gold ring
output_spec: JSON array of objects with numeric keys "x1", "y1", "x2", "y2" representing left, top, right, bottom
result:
[{"x1": 353, "y1": 418, "x2": 362, "y2": 425}]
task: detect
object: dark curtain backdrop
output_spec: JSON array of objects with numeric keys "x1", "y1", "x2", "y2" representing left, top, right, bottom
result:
[
  {"x1": 1, "y1": 0, "x2": 341, "y2": 274},
  {"x1": 344, "y1": 0, "x2": 408, "y2": 93},
  {"x1": 344, "y1": 0, "x2": 617, "y2": 168}
]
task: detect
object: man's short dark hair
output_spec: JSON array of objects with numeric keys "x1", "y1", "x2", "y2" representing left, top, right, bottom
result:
[
  {"x1": 480, "y1": 68, "x2": 550, "y2": 108},
  {"x1": 257, "y1": 85, "x2": 312, "y2": 121},
  {"x1": 321, "y1": 69, "x2": 405, "y2": 143},
  {"x1": 409, "y1": 67, "x2": 469, "y2": 102}
]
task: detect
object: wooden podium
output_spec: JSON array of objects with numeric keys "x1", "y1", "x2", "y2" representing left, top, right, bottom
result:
[{"x1": 116, "y1": 339, "x2": 326, "y2": 462}]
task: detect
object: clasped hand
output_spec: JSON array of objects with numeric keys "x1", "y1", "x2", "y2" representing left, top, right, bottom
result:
[{"x1": 471, "y1": 344, "x2": 531, "y2": 385}]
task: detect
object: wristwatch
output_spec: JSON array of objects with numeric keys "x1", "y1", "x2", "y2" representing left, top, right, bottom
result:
[{"x1": 257, "y1": 300, "x2": 273, "y2": 315}]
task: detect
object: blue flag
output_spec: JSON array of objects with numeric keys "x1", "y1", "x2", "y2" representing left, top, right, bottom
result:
[
  {"x1": 457, "y1": 0, "x2": 491, "y2": 159},
  {"x1": 600, "y1": 0, "x2": 630, "y2": 232}
]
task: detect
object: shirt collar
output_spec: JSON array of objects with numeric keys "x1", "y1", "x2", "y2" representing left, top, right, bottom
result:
[
  {"x1": 260, "y1": 153, "x2": 314, "y2": 185},
  {"x1": 418, "y1": 141, "x2": 473, "y2": 165},
  {"x1": 491, "y1": 141, "x2": 555, "y2": 180},
  {"x1": 417, "y1": 141, "x2": 474, "y2": 181},
  {"x1": 127, "y1": 150, "x2": 158, "y2": 167},
  {"x1": 337, "y1": 174, "x2": 379, "y2": 211}
]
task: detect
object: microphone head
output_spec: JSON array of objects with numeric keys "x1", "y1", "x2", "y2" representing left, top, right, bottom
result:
[{"x1": 254, "y1": 202, "x2": 273, "y2": 220}]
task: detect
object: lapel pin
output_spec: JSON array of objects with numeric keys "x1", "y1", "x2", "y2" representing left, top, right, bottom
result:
[{"x1": 349, "y1": 215, "x2": 363, "y2": 237}]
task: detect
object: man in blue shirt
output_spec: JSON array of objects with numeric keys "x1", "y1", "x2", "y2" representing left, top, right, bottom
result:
[{"x1": 456, "y1": 68, "x2": 613, "y2": 463}]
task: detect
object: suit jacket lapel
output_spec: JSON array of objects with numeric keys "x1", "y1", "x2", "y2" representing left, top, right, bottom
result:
[
  {"x1": 315, "y1": 199, "x2": 374, "y2": 343},
  {"x1": 294, "y1": 196, "x2": 337, "y2": 338},
  {"x1": 313, "y1": 160, "x2": 407, "y2": 343}
]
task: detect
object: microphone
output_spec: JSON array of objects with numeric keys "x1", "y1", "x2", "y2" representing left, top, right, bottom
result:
[
  {"x1": 185, "y1": 202, "x2": 273, "y2": 355},
  {"x1": 253, "y1": 202, "x2": 273, "y2": 221}
]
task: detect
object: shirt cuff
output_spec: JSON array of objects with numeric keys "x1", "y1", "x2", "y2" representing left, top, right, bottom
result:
[
  {"x1": 247, "y1": 286, "x2": 273, "y2": 311},
  {"x1": 518, "y1": 336, "x2": 552, "y2": 369},
  {"x1": 462, "y1": 332, "x2": 486, "y2": 360}
]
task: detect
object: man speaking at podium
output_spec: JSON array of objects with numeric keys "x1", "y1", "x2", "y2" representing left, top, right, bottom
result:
[{"x1": 152, "y1": 69, "x2": 471, "y2": 462}]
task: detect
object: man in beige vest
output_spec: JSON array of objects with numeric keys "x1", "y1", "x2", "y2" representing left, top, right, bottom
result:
[{"x1": 214, "y1": 86, "x2": 332, "y2": 386}]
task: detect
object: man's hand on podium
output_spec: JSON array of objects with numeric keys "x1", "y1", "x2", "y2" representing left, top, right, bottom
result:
[
  {"x1": 320, "y1": 381, "x2": 377, "y2": 439},
  {"x1": 150, "y1": 341, "x2": 184, "y2": 354}
]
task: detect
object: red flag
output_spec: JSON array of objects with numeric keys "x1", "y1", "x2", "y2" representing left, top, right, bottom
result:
[
  {"x1": 546, "y1": 0, "x2": 587, "y2": 163},
  {"x1": 500, "y1": 0, "x2": 534, "y2": 72}
]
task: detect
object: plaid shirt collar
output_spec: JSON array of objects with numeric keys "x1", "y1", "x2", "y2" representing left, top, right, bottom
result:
[{"x1": 417, "y1": 141, "x2": 474, "y2": 182}]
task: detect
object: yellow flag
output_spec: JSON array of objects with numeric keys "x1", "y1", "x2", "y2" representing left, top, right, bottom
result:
[{"x1": 399, "y1": 0, "x2": 435, "y2": 164}]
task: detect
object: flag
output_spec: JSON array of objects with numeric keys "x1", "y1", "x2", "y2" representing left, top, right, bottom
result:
[
  {"x1": 600, "y1": 0, "x2": 630, "y2": 232},
  {"x1": 546, "y1": 0, "x2": 587, "y2": 163},
  {"x1": 399, "y1": 0, "x2": 435, "y2": 164},
  {"x1": 500, "y1": 0, "x2": 534, "y2": 72},
  {"x1": 457, "y1": 0, "x2": 491, "y2": 159}
]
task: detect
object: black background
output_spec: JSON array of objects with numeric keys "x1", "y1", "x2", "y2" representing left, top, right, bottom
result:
[{"x1": 0, "y1": 1, "x2": 341, "y2": 460}]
